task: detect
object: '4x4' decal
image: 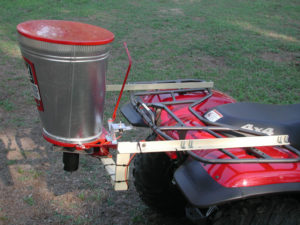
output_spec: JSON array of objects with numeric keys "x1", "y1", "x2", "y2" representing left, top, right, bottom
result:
[{"x1": 241, "y1": 124, "x2": 274, "y2": 136}]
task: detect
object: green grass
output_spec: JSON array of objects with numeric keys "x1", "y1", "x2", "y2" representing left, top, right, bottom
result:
[
  {"x1": 23, "y1": 194, "x2": 34, "y2": 206},
  {"x1": 78, "y1": 191, "x2": 86, "y2": 201},
  {"x1": 0, "y1": 0, "x2": 298, "y2": 106},
  {"x1": 54, "y1": 212, "x2": 92, "y2": 225},
  {"x1": 9, "y1": 117, "x2": 25, "y2": 127},
  {"x1": 0, "y1": 99, "x2": 14, "y2": 111}
]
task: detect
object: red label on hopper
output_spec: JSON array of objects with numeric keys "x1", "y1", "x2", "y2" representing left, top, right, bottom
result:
[{"x1": 23, "y1": 57, "x2": 44, "y2": 111}]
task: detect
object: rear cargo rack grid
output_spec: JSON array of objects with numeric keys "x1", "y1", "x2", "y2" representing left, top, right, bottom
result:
[{"x1": 129, "y1": 79, "x2": 300, "y2": 164}]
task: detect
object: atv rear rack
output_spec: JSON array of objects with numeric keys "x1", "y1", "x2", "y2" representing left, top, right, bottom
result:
[
  {"x1": 126, "y1": 79, "x2": 300, "y2": 164},
  {"x1": 102, "y1": 79, "x2": 300, "y2": 191}
]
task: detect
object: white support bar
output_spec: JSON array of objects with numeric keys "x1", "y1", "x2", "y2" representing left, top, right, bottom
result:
[
  {"x1": 100, "y1": 157, "x2": 116, "y2": 183},
  {"x1": 100, "y1": 155, "x2": 131, "y2": 191},
  {"x1": 101, "y1": 135, "x2": 289, "y2": 191},
  {"x1": 106, "y1": 81, "x2": 214, "y2": 91},
  {"x1": 117, "y1": 135, "x2": 289, "y2": 154},
  {"x1": 114, "y1": 153, "x2": 130, "y2": 191}
]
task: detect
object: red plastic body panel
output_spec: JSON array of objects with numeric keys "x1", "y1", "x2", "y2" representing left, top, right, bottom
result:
[
  {"x1": 140, "y1": 89, "x2": 300, "y2": 188},
  {"x1": 17, "y1": 20, "x2": 114, "y2": 45}
]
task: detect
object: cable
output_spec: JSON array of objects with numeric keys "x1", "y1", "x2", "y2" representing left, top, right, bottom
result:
[{"x1": 125, "y1": 153, "x2": 136, "y2": 187}]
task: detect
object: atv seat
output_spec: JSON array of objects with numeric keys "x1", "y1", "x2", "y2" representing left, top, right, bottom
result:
[{"x1": 206, "y1": 103, "x2": 300, "y2": 149}]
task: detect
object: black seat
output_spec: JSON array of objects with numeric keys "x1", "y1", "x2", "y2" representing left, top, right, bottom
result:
[{"x1": 206, "y1": 103, "x2": 300, "y2": 149}]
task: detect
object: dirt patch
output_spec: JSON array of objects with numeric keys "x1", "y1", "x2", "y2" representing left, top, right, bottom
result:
[
  {"x1": 159, "y1": 8, "x2": 185, "y2": 16},
  {"x1": 193, "y1": 16, "x2": 206, "y2": 23},
  {"x1": 197, "y1": 55, "x2": 228, "y2": 72},
  {"x1": 260, "y1": 51, "x2": 299, "y2": 64}
]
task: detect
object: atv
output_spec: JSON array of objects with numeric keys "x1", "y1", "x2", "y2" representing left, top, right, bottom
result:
[{"x1": 121, "y1": 79, "x2": 300, "y2": 225}]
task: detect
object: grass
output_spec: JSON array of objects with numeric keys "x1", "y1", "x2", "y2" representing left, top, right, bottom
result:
[
  {"x1": 0, "y1": 0, "x2": 299, "y2": 109},
  {"x1": 9, "y1": 117, "x2": 25, "y2": 127},
  {"x1": 78, "y1": 191, "x2": 86, "y2": 201},
  {"x1": 130, "y1": 205, "x2": 148, "y2": 224},
  {"x1": 28, "y1": 169, "x2": 43, "y2": 179},
  {"x1": 0, "y1": 216, "x2": 8, "y2": 222},
  {"x1": 0, "y1": 99, "x2": 14, "y2": 111},
  {"x1": 54, "y1": 212, "x2": 92, "y2": 225},
  {"x1": 23, "y1": 194, "x2": 34, "y2": 206},
  {"x1": 89, "y1": 188, "x2": 103, "y2": 201}
]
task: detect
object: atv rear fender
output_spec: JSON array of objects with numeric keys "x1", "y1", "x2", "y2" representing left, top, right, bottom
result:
[{"x1": 174, "y1": 157, "x2": 300, "y2": 208}]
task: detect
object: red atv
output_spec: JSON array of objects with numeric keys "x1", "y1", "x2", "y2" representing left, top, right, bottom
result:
[{"x1": 120, "y1": 79, "x2": 300, "y2": 225}]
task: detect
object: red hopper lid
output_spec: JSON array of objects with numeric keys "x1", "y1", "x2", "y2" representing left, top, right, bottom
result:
[{"x1": 17, "y1": 20, "x2": 114, "y2": 46}]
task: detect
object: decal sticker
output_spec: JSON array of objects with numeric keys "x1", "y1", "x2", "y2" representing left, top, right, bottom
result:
[
  {"x1": 204, "y1": 109, "x2": 223, "y2": 122},
  {"x1": 31, "y1": 83, "x2": 41, "y2": 100},
  {"x1": 23, "y1": 57, "x2": 44, "y2": 111},
  {"x1": 241, "y1": 124, "x2": 274, "y2": 135}
]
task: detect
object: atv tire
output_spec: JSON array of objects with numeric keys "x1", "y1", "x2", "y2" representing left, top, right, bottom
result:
[
  {"x1": 211, "y1": 195, "x2": 300, "y2": 225},
  {"x1": 133, "y1": 135, "x2": 186, "y2": 215}
]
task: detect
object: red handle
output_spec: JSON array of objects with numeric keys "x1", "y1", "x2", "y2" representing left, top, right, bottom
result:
[{"x1": 111, "y1": 42, "x2": 132, "y2": 121}]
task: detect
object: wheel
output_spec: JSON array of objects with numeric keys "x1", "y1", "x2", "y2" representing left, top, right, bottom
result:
[
  {"x1": 210, "y1": 195, "x2": 300, "y2": 225},
  {"x1": 133, "y1": 134, "x2": 186, "y2": 215}
]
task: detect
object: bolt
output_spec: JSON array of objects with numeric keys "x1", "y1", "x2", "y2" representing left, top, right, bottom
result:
[
  {"x1": 181, "y1": 141, "x2": 186, "y2": 149},
  {"x1": 284, "y1": 135, "x2": 289, "y2": 143},
  {"x1": 188, "y1": 140, "x2": 193, "y2": 148},
  {"x1": 277, "y1": 136, "x2": 282, "y2": 144}
]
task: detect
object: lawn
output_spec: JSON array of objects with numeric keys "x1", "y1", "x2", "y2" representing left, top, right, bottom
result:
[{"x1": 0, "y1": 0, "x2": 299, "y2": 224}]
